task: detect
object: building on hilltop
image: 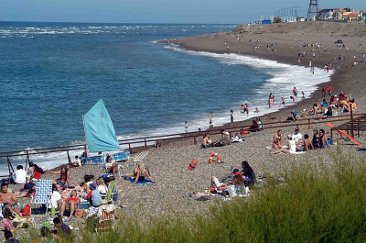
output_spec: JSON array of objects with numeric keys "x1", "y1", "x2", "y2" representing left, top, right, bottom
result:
[
  {"x1": 317, "y1": 9, "x2": 335, "y2": 20},
  {"x1": 317, "y1": 8, "x2": 363, "y2": 22}
]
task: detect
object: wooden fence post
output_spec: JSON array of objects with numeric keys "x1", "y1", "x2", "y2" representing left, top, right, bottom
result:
[
  {"x1": 67, "y1": 150, "x2": 72, "y2": 164},
  {"x1": 6, "y1": 157, "x2": 12, "y2": 182},
  {"x1": 350, "y1": 108, "x2": 354, "y2": 138},
  {"x1": 25, "y1": 150, "x2": 30, "y2": 170}
]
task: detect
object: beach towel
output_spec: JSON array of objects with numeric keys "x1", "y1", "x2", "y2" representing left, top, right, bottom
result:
[
  {"x1": 266, "y1": 146, "x2": 304, "y2": 154},
  {"x1": 127, "y1": 177, "x2": 153, "y2": 184}
]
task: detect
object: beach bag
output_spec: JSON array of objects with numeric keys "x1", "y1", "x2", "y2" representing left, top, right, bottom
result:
[
  {"x1": 240, "y1": 130, "x2": 250, "y2": 135},
  {"x1": 21, "y1": 204, "x2": 31, "y2": 217},
  {"x1": 187, "y1": 159, "x2": 198, "y2": 171}
]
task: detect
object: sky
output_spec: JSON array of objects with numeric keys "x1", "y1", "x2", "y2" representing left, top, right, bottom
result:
[{"x1": 0, "y1": 0, "x2": 364, "y2": 24}]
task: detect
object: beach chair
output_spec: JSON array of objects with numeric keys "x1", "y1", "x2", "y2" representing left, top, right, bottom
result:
[
  {"x1": 31, "y1": 180, "x2": 53, "y2": 216},
  {"x1": 96, "y1": 180, "x2": 117, "y2": 233},
  {"x1": 131, "y1": 151, "x2": 149, "y2": 167},
  {"x1": 101, "y1": 180, "x2": 117, "y2": 205},
  {"x1": 118, "y1": 151, "x2": 149, "y2": 178}
]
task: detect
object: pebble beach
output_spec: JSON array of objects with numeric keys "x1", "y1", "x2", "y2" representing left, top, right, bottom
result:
[{"x1": 37, "y1": 21, "x2": 366, "y2": 221}]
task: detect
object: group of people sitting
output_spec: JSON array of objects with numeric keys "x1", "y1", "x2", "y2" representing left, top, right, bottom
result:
[
  {"x1": 301, "y1": 91, "x2": 357, "y2": 119},
  {"x1": 0, "y1": 153, "x2": 125, "y2": 240},
  {"x1": 210, "y1": 161, "x2": 256, "y2": 198},
  {"x1": 271, "y1": 127, "x2": 330, "y2": 154},
  {"x1": 201, "y1": 130, "x2": 233, "y2": 148},
  {"x1": 285, "y1": 92, "x2": 357, "y2": 123}
]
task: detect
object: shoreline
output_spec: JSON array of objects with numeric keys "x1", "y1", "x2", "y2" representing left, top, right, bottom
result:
[
  {"x1": 3, "y1": 22, "x2": 365, "y2": 174},
  {"x1": 7, "y1": 22, "x2": 366, "y2": 228},
  {"x1": 161, "y1": 25, "x2": 366, "y2": 130}
]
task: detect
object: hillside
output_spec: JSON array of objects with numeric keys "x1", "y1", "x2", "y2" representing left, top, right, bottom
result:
[{"x1": 233, "y1": 21, "x2": 366, "y2": 37}]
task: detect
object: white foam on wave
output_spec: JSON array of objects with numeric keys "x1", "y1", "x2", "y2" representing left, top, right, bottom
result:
[{"x1": 122, "y1": 45, "x2": 333, "y2": 139}]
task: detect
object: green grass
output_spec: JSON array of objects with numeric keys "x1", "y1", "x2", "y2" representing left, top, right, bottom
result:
[{"x1": 22, "y1": 151, "x2": 366, "y2": 242}]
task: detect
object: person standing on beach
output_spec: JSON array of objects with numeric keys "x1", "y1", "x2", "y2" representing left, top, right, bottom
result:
[
  {"x1": 322, "y1": 85, "x2": 326, "y2": 97},
  {"x1": 209, "y1": 112, "x2": 214, "y2": 127},
  {"x1": 240, "y1": 104, "x2": 244, "y2": 114},
  {"x1": 230, "y1": 110, "x2": 234, "y2": 123},
  {"x1": 184, "y1": 121, "x2": 189, "y2": 133},
  {"x1": 280, "y1": 97, "x2": 285, "y2": 106},
  {"x1": 292, "y1": 87, "x2": 298, "y2": 100},
  {"x1": 243, "y1": 103, "x2": 249, "y2": 116},
  {"x1": 268, "y1": 93, "x2": 275, "y2": 109},
  {"x1": 327, "y1": 85, "x2": 333, "y2": 97},
  {"x1": 311, "y1": 67, "x2": 315, "y2": 74}
]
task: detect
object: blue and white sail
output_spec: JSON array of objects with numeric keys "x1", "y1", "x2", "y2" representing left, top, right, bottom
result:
[{"x1": 83, "y1": 99, "x2": 120, "y2": 153}]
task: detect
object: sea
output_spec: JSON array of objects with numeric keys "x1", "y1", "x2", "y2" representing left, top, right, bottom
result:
[{"x1": 0, "y1": 22, "x2": 332, "y2": 172}]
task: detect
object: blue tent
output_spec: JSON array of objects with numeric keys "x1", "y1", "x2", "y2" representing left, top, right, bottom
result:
[{"x1": 83, "y1": 99, "x2": 120, "y2": 153}]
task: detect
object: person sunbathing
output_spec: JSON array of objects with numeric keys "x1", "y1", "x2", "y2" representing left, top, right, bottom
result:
[
  {"x1": 53, "y1": 166, "x2": 70, "y2": 189},
  {"x1": 312, "y1": 129, "x2": 320, "y2": 148},
  {"x1": 318, "y1": 129, "x2": 329, "y2": 148},
  {"x1": 104, "y1": 156, "x2": 119, "y2": 179},
  {"x1": 232, "y1": 169, "x2": 245, "y2": 187},
  {"x1": 69, "y1": 155, "x2": 81, "y2": 167},
  {"x1": 133, "y1": 164, "x2": 153, "y2": 183},
  {"x1": 313, "y1": 103, "x2": 323, "y2": 115},
  {"x1": 287, "y1": 135, "x2": 297, "y2": 153},
  {"x1": 350, "y1": 99, "x2": 357, "y2": 110},
  {"x1": 271, "y1": 130, "x2": 289, "y2": 154},
  {"x1": 60, "y1": 190, "x2": 79, "y2": 220},
  {"x1": 231, "y1": 132, "x2": 243, "y2": 143},
  {"x1": 0, "y1": 181, "x2": 21, "y2": 217},
  {"x1": 201, "y1": 133, "x2": 213, "y2": 148},
  {"x1": 303, "y1": 134, "x2": 314, "y2": 151},
  {"x1": 241, "y1": 161, "x2": 256, "y2": 187},
  {"x1": 287, "y1": 111, "x2": 298, "y2": 122},
  {"x1": 211, "y1": 176, "x2": 228, "y2": 191},
  {"x1": 50, "y1": 184, "x2": 63, "y2": 215},
  {"x1": 212, "y1": 130, "x2": 231, "y2": 147},
  {"x1": 249, "y1": 119, "x2": 260, "y2": 132},
  {"x1": 322, "y1": 106, "x2": 333, "y2": 119}
]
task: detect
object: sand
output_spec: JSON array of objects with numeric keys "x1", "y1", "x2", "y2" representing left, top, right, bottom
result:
[{"x1": 24, "y1": 22, "x2": 366, "y2": 224}]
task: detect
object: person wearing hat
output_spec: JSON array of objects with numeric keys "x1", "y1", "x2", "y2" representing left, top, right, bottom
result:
[
  {"x1": 232, "y1": 169, "x2": 245, "y2": 186},
  {"x1": 0, "y1": 181, "x2": 21, "y2": 217},
  {"x1": 90, "y1": 183, "x2": 102, "y2": 206}
]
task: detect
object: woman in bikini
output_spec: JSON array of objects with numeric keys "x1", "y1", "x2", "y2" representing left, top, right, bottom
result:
[
  {"x1": 271, "y1": 130, "x2": 289, "y2": 154},
  {"x1": 60, "y1": 190, "x2": 79, "y2": 220},
  {"x1": 133, "y1": 164, "x2": 153, "y2": 183}
]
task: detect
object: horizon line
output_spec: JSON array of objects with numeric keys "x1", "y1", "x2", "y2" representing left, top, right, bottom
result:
[{"x1": 0, "y1": 20, "x2": 241, "y2": 25}]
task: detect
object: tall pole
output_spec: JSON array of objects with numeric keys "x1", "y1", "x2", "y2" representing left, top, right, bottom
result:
[{"x1": 307, "y1": 0, "x2": 319, "y2": 20}]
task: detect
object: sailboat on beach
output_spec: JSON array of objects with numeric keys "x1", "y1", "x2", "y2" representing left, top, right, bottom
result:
[{"x1": 82, "y1": 99, "x2": 130, "y2": 164}]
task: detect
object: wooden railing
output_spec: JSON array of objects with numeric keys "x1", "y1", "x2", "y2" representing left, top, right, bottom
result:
[{"x1": 0, "y1": 112, "x2": 364, "y2": 179}]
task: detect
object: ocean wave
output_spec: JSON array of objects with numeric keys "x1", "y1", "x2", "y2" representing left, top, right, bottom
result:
[{"x1": 0, "y1": 24, "x2": 235, "y2": 39}]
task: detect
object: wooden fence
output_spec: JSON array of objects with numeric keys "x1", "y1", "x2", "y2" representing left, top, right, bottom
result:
[{"x1": 0, "y1": 112, "x2": 364, "y2": 179}]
